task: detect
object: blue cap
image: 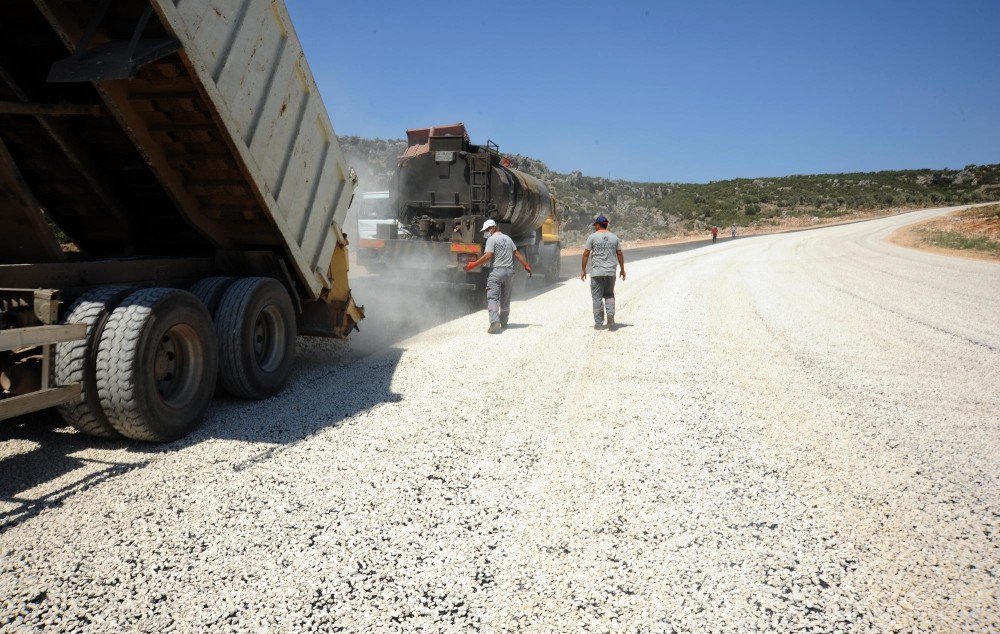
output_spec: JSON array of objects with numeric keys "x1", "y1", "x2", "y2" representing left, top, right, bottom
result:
[{"x1": 593, "y1": 215, "x2": 609, "y2": 225}]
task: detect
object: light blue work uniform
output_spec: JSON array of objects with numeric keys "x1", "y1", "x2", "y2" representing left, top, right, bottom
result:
[
  {"x1": 584, "y1": 230, "x2": 621, "y2": 325},
  {"x1": 484, "y1": 232, "x2": 516, "y2": 325}
]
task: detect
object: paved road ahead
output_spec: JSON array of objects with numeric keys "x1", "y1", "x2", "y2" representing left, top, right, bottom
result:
[
  {"x1": 559, "y1": 236, "x2": 717, "y2": 275},
  {"x1": 2, "y1": 207, "x2": 997, "y2": 631}
]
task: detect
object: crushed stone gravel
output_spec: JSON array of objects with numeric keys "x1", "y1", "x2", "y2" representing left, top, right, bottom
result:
[{"x1": 1, "y1": 205, "x2": 998, "y2": 631}]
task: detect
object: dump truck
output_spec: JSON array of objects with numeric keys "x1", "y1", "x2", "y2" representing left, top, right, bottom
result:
[
  {"x1": 0, "y1": 0, "x2": 363, "y2": 442},
  {"x1": 357, "y1": 123, "x2": 561, "y2": 290}
]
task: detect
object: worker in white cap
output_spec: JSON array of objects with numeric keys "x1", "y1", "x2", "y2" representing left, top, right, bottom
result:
[{"x1": 464, "y1": 219, "x2": 533, "y2": 333}]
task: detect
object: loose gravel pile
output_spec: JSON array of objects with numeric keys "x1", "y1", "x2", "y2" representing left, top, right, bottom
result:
[{"x1": 1, "y1": 206, "x2": 998, "y2": 631}]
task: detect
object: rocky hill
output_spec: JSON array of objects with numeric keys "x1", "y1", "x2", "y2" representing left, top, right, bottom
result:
[{"x1": 339, "y1": 135, "x2": 1000, "y2": 244}]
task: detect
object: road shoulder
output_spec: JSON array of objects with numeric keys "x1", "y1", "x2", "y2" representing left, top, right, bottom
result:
[{"x1": 887, "y1": 204, "x2": 1000, "y2": 263}]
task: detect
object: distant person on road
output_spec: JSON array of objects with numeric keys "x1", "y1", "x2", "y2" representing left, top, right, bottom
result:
[
  {"x1": 581, "y1": 215, "x2": 626, "y2": 331},
  {"x1": 711, "y1": 226, "x2": 719, "y2": 243},
  {"x1": 731, "y1": 225, "x2": 737, "y2": 239},
  {"x1": 464, "y1": 219, "x2": 532, "y2": 334}
]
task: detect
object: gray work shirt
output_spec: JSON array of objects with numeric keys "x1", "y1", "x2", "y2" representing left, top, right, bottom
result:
[
  {"x1": 485, "y1": 232, "x2": 516, "y2": 268},
  {"x1": 584, "y1": 230, "x2": 621, "y2": 276}
]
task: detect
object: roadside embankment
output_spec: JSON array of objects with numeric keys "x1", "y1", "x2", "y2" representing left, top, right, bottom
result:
[{"x1": 889, "y1": 203, "x2": 1000, "y2": 262}]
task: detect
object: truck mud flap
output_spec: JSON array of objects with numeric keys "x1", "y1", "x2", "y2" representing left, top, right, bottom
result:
[{"x1": 297, "y1": 296, "x2": 365, "y2": 339}]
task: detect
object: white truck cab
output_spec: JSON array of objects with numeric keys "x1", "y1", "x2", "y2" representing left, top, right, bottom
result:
[
  {"x1": 349, "y1": 191, "x2": 407, "y2": 270},
  {"x1": 354, "y1": 191, "x2": 394, "y2": 240}
]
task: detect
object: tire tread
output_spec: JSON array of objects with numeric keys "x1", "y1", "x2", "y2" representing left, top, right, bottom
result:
[
  {"x1": 96, "y1": 288, "x2": 173, "y2": 440},
  {"x1": 96, "y1": 288, "x2": 218, "y2": 442},
  {"x1": 55, "y1": 286, "x2": 134, "y2": 437},
  {"x1": 215, "y1": 277, "x2": 294, "y2": 399},
  {"x1": 189, "y1": 276, "x2": 237, "y2": 317},
  {"x1": 216, "y1": 278, "x2": 259, "y2": 397}
]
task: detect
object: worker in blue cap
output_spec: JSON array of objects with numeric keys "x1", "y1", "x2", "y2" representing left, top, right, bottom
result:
[{"x1": 580, "y1": 215, "x2": 625, "y2": 330}]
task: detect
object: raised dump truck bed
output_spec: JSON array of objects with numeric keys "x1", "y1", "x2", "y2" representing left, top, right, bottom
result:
[{"x1": 0, "y1": 0, "x2": 362, "y2": 441}]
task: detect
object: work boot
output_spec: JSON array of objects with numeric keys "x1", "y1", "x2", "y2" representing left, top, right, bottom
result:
[
  {"x1": 594, "y1": 324, "x2": 603, "y2": 331},
  {"x1": 606, "y1": 316, "x2": 615, "y2": 331},
  {"x1": 488, "y1": 322, "x2": 502, "y2": 334},
  {"x1": 500, "y1": 317, "x2": 508, "y2": 329}
]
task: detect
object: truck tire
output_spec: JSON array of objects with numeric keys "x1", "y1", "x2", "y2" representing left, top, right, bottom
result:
[
  {"x1": 189, "y1": 276, "x2": 238, "y2": 317},
  {"x1": 215, "y1": 277, "x2": 295, "y2": 399},
  {"x1": 544, "y1": 242, "x2": 562, "y2": 283},
  {"x1": 464, "y1": 274, "x2": 487, "y2": 310},
  {"x1": 96, "y1": 288, "x2": 218, "y2": 442},
  {"x1": 55, "y1": 286, "x2": 135, "y2": 438}
]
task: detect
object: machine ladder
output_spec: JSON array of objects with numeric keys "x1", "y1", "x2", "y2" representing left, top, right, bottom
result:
[{"x1": 470, "y1": 140, "x2": 500, "y2": 215}]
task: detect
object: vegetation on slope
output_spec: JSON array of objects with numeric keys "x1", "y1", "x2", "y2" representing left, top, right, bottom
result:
[
  {"x1": 901, "y1": 203, "x2": 1000, "y2": 258},
  {"x1": 339, "y1": 135, "x2": 1000, "y2": 244}
]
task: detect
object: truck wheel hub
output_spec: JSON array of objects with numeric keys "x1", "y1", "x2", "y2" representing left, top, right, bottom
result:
[{"x1": 153, "y1": 325, "x2": 202, "y2": 407}]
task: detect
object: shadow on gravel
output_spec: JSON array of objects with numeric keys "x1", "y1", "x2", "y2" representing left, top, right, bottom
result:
[
  {"x1": 0, "y1": 250, "x2": 679, "y2": 515},
  {"x1": 0, "y1": 347, "x2": 407, "y2": 518},
  {"x1": 606, "y1": 323, "x2": 634, "y2": 331},
  {"x1": 202, "y1": 346, "x2": 406, "y2": 471},
  {"x1": 0, "y1": 414, "x2": 150, "y2": 530},
  {"x1": 0, "y1": 276, "x2": 557, "y2": 514}
]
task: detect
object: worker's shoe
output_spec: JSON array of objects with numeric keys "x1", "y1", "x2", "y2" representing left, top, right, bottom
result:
[
  {"x1": 593, "y1": 324, "x2": 604, "y2": 330},
  {"x1": 488, "y1": 322, "x2": 502, "y2": 334},
  {"x1": 500, "y1": 317, "x2": 508, "y2": 329},
  {"x1": 606, "y1": 316, "x2": 616, "y2": 331}
]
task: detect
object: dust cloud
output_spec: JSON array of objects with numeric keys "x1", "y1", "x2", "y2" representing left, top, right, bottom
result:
[
  {"x1": 336, "y1": 149, "x2": 481, "y2": 357},
  {"x1": 338, "y1": 150, "x2": 552, "y2": 358},
  {"x1": 341, "y1": 153, "x2": 383, "y2": 246},
  {"x1": 347, "y1": 269, "x2": 482, "y2": 358}
]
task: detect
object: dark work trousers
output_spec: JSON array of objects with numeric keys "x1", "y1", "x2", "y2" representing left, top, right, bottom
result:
[
  {"x1": 590, "y1": 275, "x2": 616, "y2": 324},
  {"x1": 486, "y1": 267, "x2": 515, "y2": 324}
]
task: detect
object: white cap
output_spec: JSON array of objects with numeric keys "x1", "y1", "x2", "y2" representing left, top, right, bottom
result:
[{"x1": 480, "y1": 219, "x2": 497, "y2": 233}]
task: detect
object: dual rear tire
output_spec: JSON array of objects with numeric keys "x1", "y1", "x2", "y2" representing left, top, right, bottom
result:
[
  {"x1": 213, "y1": 277, "x2": 295, "y2": 399},
  {"x1": 96, "y1": 288, "x2": 218, "y2": 442},
  {"x1": 55, "y1": 286, "x2": 137, "y2": 439},
  {"x1": 56, "y1": 277, "x2": 295, "y2": 442}
]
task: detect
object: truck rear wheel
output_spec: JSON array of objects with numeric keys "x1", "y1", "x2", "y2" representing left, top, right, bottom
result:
[
  {"x1": 189, "y1": 276, "x2": 238, "y2": 317},
  {"x1": 55, "y1": 286, "x2": 135, "y2": 438},
  {"x1": 96, "y1": 288, "x2": 218, "y2": 442},
  {"x1": 215, "y1": 277, "x2": 295, "y2": 399},
  {"x1": 543, "y1": 242, "x2": 562, "y2": 283}
]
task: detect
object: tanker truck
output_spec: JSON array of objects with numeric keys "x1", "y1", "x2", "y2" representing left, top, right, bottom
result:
[
  {"x1": 357, "y1": 124, "x2": 561, "y2": 290},
  {"x1": 0, "y1": 0, "x2": 362, "y2": 442}
]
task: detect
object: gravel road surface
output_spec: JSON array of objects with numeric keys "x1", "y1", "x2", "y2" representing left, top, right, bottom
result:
[{"x1": 2, "y1": 206, "x2": 997, "y2": 631}]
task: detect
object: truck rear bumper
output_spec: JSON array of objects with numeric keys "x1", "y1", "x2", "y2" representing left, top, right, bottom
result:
[
  {"x1": 298, "y1": 296, "x2": 365, "y2": 339},
  {"x1": 309, "y1": 238, "x2": 365, "y2": 338}
]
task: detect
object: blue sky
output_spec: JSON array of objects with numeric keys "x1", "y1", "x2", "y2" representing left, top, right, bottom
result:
[{"x1": 286, "y1": 0, "x2": 999, "y2": 183}]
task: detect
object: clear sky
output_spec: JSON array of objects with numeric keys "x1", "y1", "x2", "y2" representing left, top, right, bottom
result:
[{"x1": 286, "y1": 0, "x2": 999, "y2": 183}]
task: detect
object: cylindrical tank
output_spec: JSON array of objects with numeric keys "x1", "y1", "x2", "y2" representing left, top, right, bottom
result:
[
  {"x1": 489, "y1": 164, "x2": 552, "y2": 237},
  {"x1": 394, "y1": 150, "x2": 552, "y2": 240}
]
